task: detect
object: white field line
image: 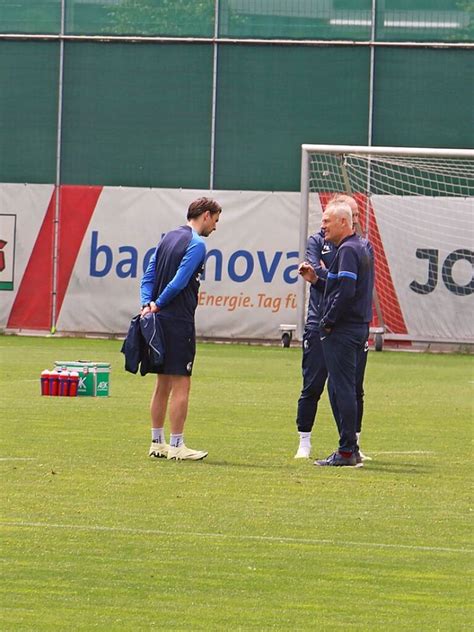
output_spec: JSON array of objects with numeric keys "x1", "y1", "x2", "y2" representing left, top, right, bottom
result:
[
  {"x1": 373, "y1": 451, "x2": 435, "y2": 455},
  {"x1": 1, "y1": 520, "x2": 471, "y2": 555},
  {"x1": 0, "y1": 457, "x2": 36, "y2": 461}
]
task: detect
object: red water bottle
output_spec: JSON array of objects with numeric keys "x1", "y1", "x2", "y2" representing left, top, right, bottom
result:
[
  {"x1": 68, "y1": 371, "x2": 79, "y2": 397},
  {"x1": 58, "y1": 371, "x2": 69, "y2": 396},
  {"x1": 41, "y1": 370, "x2": 50, "y2": 396},
  {"x1": 49, "y1": 370, "x2": 60, "y2": 396}
]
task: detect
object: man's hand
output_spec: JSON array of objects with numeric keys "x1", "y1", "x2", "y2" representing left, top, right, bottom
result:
[
  {"x1": 298, "y1": 261, "x2": 318, "y2": 284},
  {"x1": 140, "y1": 305, "x2": 151, "y2": 317},
  {"x1": 141, "y1": 301, "x2": 159, "y2": 317}
]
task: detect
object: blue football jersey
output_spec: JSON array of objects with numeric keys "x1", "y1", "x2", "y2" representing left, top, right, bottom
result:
[{"x1": 141, "y1": 225, "x2": 206, "y2": 322}]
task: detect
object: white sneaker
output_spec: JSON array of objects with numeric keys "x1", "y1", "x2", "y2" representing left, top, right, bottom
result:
[
  {"x1": 294, "y1": 445, "x2": 311, "y2": 459},
  {"x1": 167, "y1": 444, "x2": 208, "y2": 461},
  {"x1": 149, "y1": 442, "x2": 169, "y2": 458},
  {"x1": 358, "y1": 449, "x2": 372, "y2": 462}
]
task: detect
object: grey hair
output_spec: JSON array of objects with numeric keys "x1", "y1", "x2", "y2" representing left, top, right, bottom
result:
[{"x1": 325, "y1": 200, "x2": 353, "y2": 226}]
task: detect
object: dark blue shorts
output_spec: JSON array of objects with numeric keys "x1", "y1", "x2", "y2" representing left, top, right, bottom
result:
[{"x1": 157, "y1": 316, "x2": 196, "y2": 376}]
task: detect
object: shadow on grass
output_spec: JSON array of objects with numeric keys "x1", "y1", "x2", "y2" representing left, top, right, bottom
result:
[
  {"x1": 205, "y1": 460, "x2": 296, "y2": 470},
  {"x1": 363, "y1": 461, "x2": 434, "y2": 474},
  {"x1": 165, "y1": 458, "x2": 435, "y2": 475}
]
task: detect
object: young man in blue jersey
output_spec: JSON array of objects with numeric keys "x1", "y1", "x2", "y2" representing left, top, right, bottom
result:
[
  {"x1": 299, "y1": 199, "x2": 374, "y2": 466},
  {"x1": 295, "y1": 194, "x2": 371, "y2": 461},
  {"x1": 140, "y1": 197, "x2": 222, "y2": 461}
]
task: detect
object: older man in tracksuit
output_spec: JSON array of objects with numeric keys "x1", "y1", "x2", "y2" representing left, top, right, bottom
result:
[
  {"x1": 295, "y1": 195, "x2": 372, "y2": 461},
  {"x1": 299, "y1": 199, "x2": 374, "y2": 466}
]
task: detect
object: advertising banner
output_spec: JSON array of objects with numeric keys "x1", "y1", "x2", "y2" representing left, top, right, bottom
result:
[
  {"x1": 373, "y1": 195, "x2": 473, "y2": 341},
  {"x1": 0, "y1": 184, "x2": 472, "y2": 342},
  {"x1": 0, "y1": 184, "x2": 54, "y2": 329},
  {"x1": 55, "y1": 187, "x2": 301, "y2": 339}
]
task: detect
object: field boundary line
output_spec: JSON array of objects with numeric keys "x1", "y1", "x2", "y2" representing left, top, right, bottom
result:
[
  {"x1": 1, "y1": 520, "x2": 471, "y2": 555},
  {"x1": 373, "y1": 451, "x2": 435, "y2": 455},
  {"x1": 0, "y1": 457, "x2": 36, "y2": 461}
]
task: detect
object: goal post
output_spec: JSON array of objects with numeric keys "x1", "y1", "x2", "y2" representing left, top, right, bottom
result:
[{"x1": 298, "y1": 144, "x2": 474, "y2": 347}]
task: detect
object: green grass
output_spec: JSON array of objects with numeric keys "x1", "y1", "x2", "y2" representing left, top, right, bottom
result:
[{"x1": 1, "y1": 335, "x2": 473, "y2": 631}]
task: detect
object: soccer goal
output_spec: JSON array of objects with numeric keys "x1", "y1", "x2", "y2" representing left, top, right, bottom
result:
[{"x1": 298, "y1": 145, "x2": 474, "y2": 348}]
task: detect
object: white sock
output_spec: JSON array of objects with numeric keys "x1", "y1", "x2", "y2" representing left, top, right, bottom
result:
[
  {"x1": 170, "y1": 433, "x2": 184, "y2": 448},
  {"x1": 152, "y1": 427, "x2": 165, "y2": 443},
  {"x1": 298, "y1": 431, "x2": 312, "y2": 447}
]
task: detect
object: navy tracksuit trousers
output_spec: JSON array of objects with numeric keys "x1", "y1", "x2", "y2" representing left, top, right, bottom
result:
[
  {"x1": 296, "y1": 328, "x2": 328, "y2": 433},
  {"x1": 321, "y1": 323, "x2": 369, "y2": 453},
  {"x1": 296, "y1": 325, "x2": 368, "y2": 443}
]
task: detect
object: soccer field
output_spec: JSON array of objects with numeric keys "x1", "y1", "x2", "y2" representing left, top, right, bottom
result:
[{"x1": 1, "y1": 335, "x2": 472, "y2": 631}]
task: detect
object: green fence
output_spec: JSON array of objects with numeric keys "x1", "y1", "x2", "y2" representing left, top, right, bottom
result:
[
  {"x1": 0, "y1": 1, "x2": 472, "y2": 190},
  {"x1": 2, "y1": 0, "x2": 472, "y2": 41}
]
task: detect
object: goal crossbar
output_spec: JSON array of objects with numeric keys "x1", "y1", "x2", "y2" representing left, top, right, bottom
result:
[{"x1": 301, "y1": 144, "x2": 474, "y2": 159}]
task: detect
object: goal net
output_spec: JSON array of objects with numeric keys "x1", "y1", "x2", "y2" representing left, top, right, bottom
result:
[{"x1": 299, "y1": 145, "x2": 474, "y2": 346}]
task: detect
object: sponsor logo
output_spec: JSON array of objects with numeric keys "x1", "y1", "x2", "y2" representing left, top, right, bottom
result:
[
  {"x1": 89, "y1": 231, "x2": 299, "y2": 284},
  {"x1": 186, "y1": 362, "x2": 193, "y2": 373},
  {"x1": 97, "y1": 381, "x2": 108, "y2": 391},
  {"x1": 410, "y1": 248, "x2": 474, "y2": 296},
  {"x1": 0, "y1": 215, "x2": 16, "y2": 291}
]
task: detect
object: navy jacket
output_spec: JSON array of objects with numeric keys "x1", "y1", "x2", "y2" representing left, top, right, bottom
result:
[
  {"x1": 305, "y1": 230, "x2": 337, "y2": 329},
  {"x1": 318, "y1": 234, "x2": 374, "y2": 329},
  {"x1": 121, "y1": 313, "x2": 165, "y2": 376}
]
